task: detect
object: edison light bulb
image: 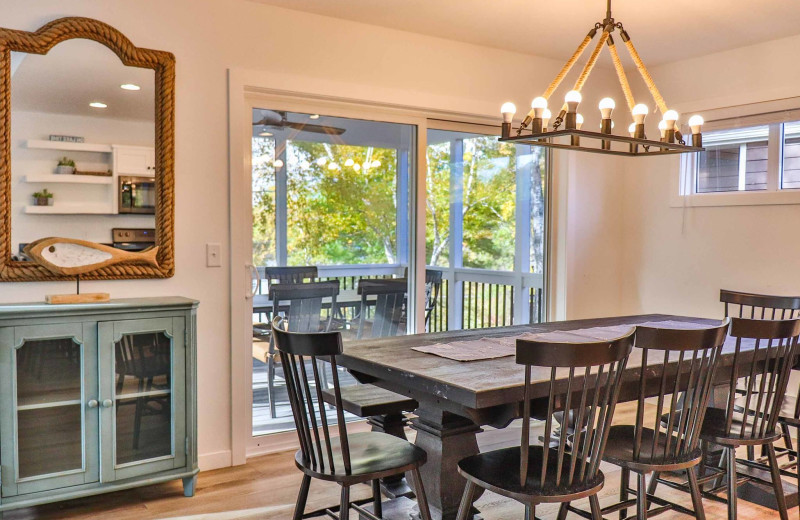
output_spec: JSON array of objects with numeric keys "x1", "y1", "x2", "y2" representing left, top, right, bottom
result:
[
  {"x1": 273, "y1": 159, "x2": 284, "y2": 168},
  {"x1": 565, "y1": 90, "x2": 582, "y2": 113},
  {"x1": 632, "y1": 103, "x2": 649, "y2": 124},
  {"x1": 542, "y1": 109, "x2": 552, "y2": 130},
  {"x1": 316, "y1": 157, "x2": 327, "y2": 166},
  {"x1": 628, "y1": 123, "x2": 637, "y2": 137},
  {"x1": 344, "y1": 158, "x2": 355, "y2": 167},
  {"x1": 599, "y1": 98, "x2": 615, "y2": 119},
  {"x1": 500, "y1": 102, "x2": 516, "y2": 123},
  {"x1": 688, "y1": 115, "x2": 704, "y2": 134},
  {"x1": 576, "y1": 114, "x2": 584, "y2": 130},
  {"x1": 531, "y1": 97, "x2": 548, "y2": 119},
  {"x1": 658, "y1": 120, "x2": 668, "y2": 139}
]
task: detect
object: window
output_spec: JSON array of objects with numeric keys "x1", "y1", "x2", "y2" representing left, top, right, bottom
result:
[
  {"x1": 682, "y1": 119, "x2": 800, "y2": 202},
  {"x1": 783, "y1": 122, "x2": 800, "y2": 189}
]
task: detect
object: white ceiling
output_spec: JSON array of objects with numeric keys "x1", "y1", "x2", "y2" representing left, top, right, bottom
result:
[
  {"x1": 12, "y1": 39, "x2": 154, "y2": 121},
  {"x1": 252, "y1": 0, "x2": 800, "y2": 66}
]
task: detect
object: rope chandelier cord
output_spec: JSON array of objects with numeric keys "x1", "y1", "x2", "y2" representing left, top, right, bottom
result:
[{"x1": 499, "y1": 0, "x2": 705, "y2": 156}]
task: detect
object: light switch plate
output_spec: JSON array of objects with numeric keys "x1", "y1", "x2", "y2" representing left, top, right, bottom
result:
[{"x1": 206, "y1": 243, "x2": 221, "y2": 267}]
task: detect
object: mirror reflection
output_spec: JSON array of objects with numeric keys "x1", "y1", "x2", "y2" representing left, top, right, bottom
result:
[{"x1": 10, "y1": 39, "x2": 156, "y2": 262}]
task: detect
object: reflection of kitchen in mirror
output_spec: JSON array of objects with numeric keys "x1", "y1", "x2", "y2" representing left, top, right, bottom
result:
[{"x1": 10, "y1": 39, "x2": 156, "y2": 261}]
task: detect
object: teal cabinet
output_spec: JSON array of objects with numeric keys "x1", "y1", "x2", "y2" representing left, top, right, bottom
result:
[{"x1": 0, "y1": 298, "x2": 198, "y2": 512}]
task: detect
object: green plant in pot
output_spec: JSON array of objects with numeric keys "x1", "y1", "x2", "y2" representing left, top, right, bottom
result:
[
  {"x1": 56, "y1": 157, "x2": 75, "y2": 175},
  {"x1": 32, "y1": 189, "x2": 54, "y2": 206}
]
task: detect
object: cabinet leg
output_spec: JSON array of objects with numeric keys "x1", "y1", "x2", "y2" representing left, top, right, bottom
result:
[{"x1": 183, "y1": 475, "x2": 198, "y2": 497}]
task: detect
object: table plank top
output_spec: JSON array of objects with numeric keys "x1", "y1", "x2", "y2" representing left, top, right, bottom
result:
[{"x1": 338, "y1": 314, "x2": 725, "y2": 413}]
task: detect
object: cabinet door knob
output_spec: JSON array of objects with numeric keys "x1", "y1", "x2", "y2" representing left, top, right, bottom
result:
[
  {"x1": 102, "y1": 399, "x2": 113, "y2": 408},
  {"x1": 87, "y1": 399, "x2": 99, "y2": 408}
]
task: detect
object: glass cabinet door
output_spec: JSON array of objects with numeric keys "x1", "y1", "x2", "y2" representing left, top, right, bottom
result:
[
  {"x1": 98, "y1": 317, "x2": 185, "y2": 481},
  {"x1": 0, "y1": 323, "x2": 99, "y2": 497}
]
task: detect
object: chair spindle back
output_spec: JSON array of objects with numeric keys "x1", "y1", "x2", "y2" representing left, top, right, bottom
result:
[
  {"x1": 270, "y1": 281, "x2": 340, "y2": 333},
  {"x1": 633, "y1": 321, "x2": 729, "y2": 464},
  {"x1": 357, "y1": 279, "x2": 407, "y2": 339},
  {"x1": 721, "y1": 289, "x2": 800, "y2": 320},
  {"x1": 271, "y1": 316, "x2": 351, "y2": 474},
  {"x1": 516, "y1": 330, "x2": 635, "y2": 489},
  {"x1": 721, "y1": 318, "x2": 800, "y2": 441}
]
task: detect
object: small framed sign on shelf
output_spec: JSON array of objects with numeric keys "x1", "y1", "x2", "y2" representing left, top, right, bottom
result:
[{"x1": 49, "y1": 134, "x2": 85, "y2": 143}]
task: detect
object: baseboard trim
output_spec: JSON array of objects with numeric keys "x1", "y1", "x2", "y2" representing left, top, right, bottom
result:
[{"x1": 199, "y1": 450, "x2": 232, "y2": 471}]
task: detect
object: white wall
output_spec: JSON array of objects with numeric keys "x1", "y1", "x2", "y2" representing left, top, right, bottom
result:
[
  {"x1": 3, "y1": 0, "x2": 625, "y2": 468},
  {"x1": 11, "y1": 110, "x2": 155, "y2": 250},
  {"x1": 619, "y1": 34, "x2": 800, "y2": 319}
]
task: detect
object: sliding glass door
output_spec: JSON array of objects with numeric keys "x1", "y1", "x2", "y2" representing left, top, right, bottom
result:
[
  {"x1": 250, "y1": 108, "x2": 415, "y2": 436},
  {"x1": 425, "y1": 123, "x2": 547, "y2": 332}
]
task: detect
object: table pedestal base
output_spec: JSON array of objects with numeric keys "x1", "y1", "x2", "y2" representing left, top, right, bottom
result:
[{"x1": 412, "y1": 408, "x2": 483, "y2": 520}]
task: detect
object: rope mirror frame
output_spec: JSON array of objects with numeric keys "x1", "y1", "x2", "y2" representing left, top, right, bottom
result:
[{"x1": 0, "y1": 17, "x2": 175, "y2": 281}]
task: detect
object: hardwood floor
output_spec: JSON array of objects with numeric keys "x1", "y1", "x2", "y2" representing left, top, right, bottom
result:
[{"x1": 6, "y1": 401, "x2": 795, "y2": 519}]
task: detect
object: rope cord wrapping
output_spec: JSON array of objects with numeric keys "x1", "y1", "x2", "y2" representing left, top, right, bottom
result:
[
  {"x1": 523, "y1": 33, "x2": 595, "y2": 120},
  {"x1": 558, "y1": 30, "x2": 609, "y2": 115},
  {"x1": 608, "y1": 39, "x2": 636, "y2": 112},
  {"x1": 623, "y1": 35, "x2": 667, "y2": 114}
]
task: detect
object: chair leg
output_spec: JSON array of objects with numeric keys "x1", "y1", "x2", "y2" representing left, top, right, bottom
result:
[
  {"x1": 293, "y1": 475, "x2": 311, "y2": 520},
  {"x1": 268, "y1": 355, "x2": 276, "y2": 419},
  {"x1": 766, "y1": 443, "x2": 790, "y2": 520},
  {"x1": 557, "y1": 502, "x2": 569, "y2": 520},
  {"x1": 698, "y1": 441, "x2": 707, "y2": 491},
  {"x1": 524, "y1": 503, "x2": 534, "y2": 520},
  {"x1": 687, "y1": 466, "x2": 706, "y2": 520},
  {"x1": 372, "y1": 479, "x2": 383, "y2": 519},
  {"x1": 647, "y1": 471, "x2": 660, "y2": 495},
  {"x1": 784, "y1": 424, "x2": 796, "y2": 462},
  {"x1": 725, "y1": 447, "x2": 737, "y2": 520},
  {"x1": 589, "y1": 494, "x2": 602, "y2": 520},
  {"x1": 455, "y1": 480, "x2": 477, "y2": 520},
  {"x1": 340, "y1": 485, "x2": 350, "y2": 520},
  {"x1": 747, "y1": 445, "x2": 755, "y2": 460},
  {"x1": 619, "y1": 467, "x2": 629, "y2": 520},
  {"x1": 637, "y1": 472, "x2": 648, "y2": 520},
  {"x1": 410, "y1": 467, "x2": 433, "y2": 520}
]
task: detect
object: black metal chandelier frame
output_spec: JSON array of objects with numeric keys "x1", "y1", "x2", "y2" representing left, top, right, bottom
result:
[{"x1": 499, "y1": 0, "x2": 704, "y2": 157}]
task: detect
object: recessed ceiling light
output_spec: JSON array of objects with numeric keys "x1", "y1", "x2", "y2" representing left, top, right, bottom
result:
[
  {"x1": 309, "y1": 114, "x2": 320, "y2": 120},
  {"x1": 89, "y1": 102, "x2": 108, "y2": 109},
  {"x1": 120, "y1": 83, "x2": 141, "y2": 91},
  {"x1": 259, "y1": 131, "x2": 273, "y2": 137}
]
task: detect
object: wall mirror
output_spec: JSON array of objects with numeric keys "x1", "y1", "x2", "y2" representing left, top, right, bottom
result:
[{"x1": 0, "y1": 17, "x2": 175, "y2": 281}]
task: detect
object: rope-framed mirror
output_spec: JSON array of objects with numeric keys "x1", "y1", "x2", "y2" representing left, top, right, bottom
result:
[{"x1": 0, "y1": 17, "x2": 175, "y2": 281}]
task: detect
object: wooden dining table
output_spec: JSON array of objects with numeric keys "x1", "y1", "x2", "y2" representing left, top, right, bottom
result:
[{"x1": 337, "y1": 313, "x2": 784, "y2": 520}]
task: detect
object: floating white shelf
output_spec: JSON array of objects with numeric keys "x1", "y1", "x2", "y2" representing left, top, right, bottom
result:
[
  {"x1": 24, "y1": 204, "x2": 114, "y2": 215},
  {"x1": 23, "y1": 174, "x2": 113, "y2": 185},
  {"x1": 26, "y1": 139, "x2": 113, "y2": 153}
]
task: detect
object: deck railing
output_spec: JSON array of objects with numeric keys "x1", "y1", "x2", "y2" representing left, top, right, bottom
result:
[{"x1": 254, "y1": 263, "x2": 545, "y2": 332}]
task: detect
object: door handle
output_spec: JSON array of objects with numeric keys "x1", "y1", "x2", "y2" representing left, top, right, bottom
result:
[
  {"x1": 87, "y1": 399, "x2": 99, "y2": 408},
  {"x1": 102, "y1": 399, "x2": 113, "y2": 408},
  {"x1": 246, "y1": 264, "x2": 260, "y2": 300}
]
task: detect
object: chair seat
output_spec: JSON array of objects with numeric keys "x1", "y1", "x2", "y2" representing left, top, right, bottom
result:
[
  {"x1": 322, "y1": 384, "x2": 417, "y2": 417},
  {"x1": 700, "y1": 406, "x2": 782, "y2": 446},
  {"x1": 603, "y1": 425, "x2": 701, "y2": 472},
  {"x1": 457, "y1": 446, "x2": 604, "y2": 504},
  {"x1": 295, "y1": 431, "x2": 425, "y2": 483}
]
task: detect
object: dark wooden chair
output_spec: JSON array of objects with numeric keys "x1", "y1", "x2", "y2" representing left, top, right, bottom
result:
[
  {"x1": 271, "y1": 316, "x2": 433, "y2": 520},
  {"x1": 264, "y1": 281, "x2": 339, "y2": 418},
  {"x1": 260, "y1": 265, "x2": 318, "y2": 289},
  {"x1": 568, "y1": 321, "x2": 729, "y2": 520},
  {"x1": 691, "y1": 317, "x2": 800, "y2": 520},
  {"x1": 721, "y1": 289, "x2": 800, "y2": 462},
  {"x1": 357, "y1": 278, "x2": 408, "y2": 339},
  {"x1": 455, "y1": 328, "x2": 636, "y2": 520},
  {"x1": 424, "y1": 269, "x2": 443, "y2": 332}
]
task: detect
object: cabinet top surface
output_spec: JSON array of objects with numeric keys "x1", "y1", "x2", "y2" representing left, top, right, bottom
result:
[{"x1": 0, "y1": 297, "x2": 198, "y2": 318}]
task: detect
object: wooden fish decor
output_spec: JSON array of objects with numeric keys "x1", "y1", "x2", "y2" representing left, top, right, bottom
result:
[{"x1": 24, "y1": 237, "x2": 160, "y2": 276}]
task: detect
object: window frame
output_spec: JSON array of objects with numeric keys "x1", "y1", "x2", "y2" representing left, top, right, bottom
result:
[{"x1": 672, "y1": 120, "x2": 800, "y2": 207}]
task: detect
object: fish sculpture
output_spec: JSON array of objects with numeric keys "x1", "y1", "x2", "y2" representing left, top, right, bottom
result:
[{"x1": 24, "y1": 237, "x2": 159, "y2": 276}]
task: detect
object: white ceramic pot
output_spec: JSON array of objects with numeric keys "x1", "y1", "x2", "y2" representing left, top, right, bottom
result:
[{"x1": 56, "y1": 165, "x2": 74, "y2": 175}]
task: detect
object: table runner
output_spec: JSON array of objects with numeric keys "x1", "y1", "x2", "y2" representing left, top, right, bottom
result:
[{"x1": 412, "y1": 319, "x2": 718, "y2": 362}]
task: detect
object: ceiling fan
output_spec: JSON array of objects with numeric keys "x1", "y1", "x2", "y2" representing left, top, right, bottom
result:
[{"x1": 252, "y1": 110, "x2": 346, "y2": 135}]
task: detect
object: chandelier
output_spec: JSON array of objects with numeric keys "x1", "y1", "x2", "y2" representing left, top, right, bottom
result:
[{"x1": 499, "y1": 0, "x2": 704, "y2": 156}]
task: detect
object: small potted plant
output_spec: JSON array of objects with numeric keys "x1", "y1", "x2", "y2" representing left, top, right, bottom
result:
[
  {"x1": 56, "y1": 157, "x2": 75, "y2": 175},
  {"x1": 32, "y1": 189, "x2": 54, "y2": 206}
]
